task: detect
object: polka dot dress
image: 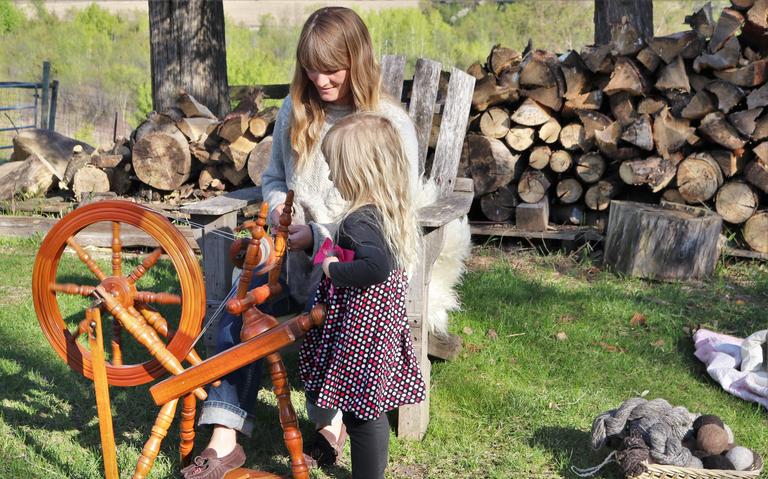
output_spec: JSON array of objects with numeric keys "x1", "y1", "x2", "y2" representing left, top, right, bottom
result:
[{"x1": 299, "y1": 270, "x2": 426, "y2": 421}]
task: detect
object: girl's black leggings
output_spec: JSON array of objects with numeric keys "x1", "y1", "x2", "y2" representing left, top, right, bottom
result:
[{"x1": 342, "y1": 411, "x2": 390, "y2": 479}]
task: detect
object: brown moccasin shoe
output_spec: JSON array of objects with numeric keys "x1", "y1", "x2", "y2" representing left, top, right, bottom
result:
[
  {"x1": 180, "y1": 444, "x2": 246, "y2": 479},
  {"x1": 304, "y1": 426, "x2": 347, "y2": 468}
]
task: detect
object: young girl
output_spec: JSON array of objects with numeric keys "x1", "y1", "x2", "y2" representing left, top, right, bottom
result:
[{"x1": 298, "y1": 112, "x2": 427, "y2": 479}]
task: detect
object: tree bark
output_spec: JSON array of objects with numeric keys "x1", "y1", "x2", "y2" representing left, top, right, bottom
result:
[
  {"x1": 595, "y1": 0, "x2": 653, "y2": 45},
  {"x1": 149, "y1": 0, "x2": 229, "y2": 118},
  {"x1": 604, "y1": 201, "x2": 722, "y2": 280}
]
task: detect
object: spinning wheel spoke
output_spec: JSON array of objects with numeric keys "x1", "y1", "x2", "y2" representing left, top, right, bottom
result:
[
  {"x1": 127, "y1": 247, "x2": 163, "y2": 285},
  {"x1": 111, "y1": 317, "x2": 123, "y2": 366},
  {"x1": 135, "y1": 303, "x2": 169, "y2": 337},
  {"x1": 51, "y1": 282, "x2": 96, "y2": 297},
  {"x1": 135, "y1": 304, "x2": 218, "y2": 383},
  {"x1": 66, "y1": 237, "x2": 107, "y2": 281},
  {"x1": 134, "y1": 291, "x2": 182, "y2": 305},
  {"x1": 111, "y1": 222, "x2": 122, "y2": 277}
]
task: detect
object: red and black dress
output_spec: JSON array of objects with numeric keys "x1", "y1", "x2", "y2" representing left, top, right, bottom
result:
[{"x1": 299, "y1": 206, "x2": 426, "y2": 421}]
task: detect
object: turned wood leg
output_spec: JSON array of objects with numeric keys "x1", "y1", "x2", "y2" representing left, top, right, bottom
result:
[
  {"x1": 111, "y1": 318, "x2": 123, "y2": 366},
  {"x1": 87, "y1": 307, "x2": 119, "y2": 479},
  {"x1": 179, "y1": 393, "x2": 197, "y2": 467},
  {"x1": 265, "y1": 352, "x2": 308, "y2": 479},
  {"x1": 133, "y1": 399, "x2": 179, "y2": 479}
]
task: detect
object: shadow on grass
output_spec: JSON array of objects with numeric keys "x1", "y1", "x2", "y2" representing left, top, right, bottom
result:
[
  {"x1": 529, "y1": 426, "x2": 623, "y2": 479},
  {"x1": 2, "y1": 259, "x2": 321, "y2": 478}
]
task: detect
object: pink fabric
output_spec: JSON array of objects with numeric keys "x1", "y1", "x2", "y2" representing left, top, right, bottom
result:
[
  {"x1": 312, "y1": 238, "x2": 355, "y2": 265},
  {"x1": 693, "y1": 328, "x2": 768, "y2": 409}
]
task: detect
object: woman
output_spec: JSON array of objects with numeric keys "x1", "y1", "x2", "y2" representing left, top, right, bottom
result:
[{"x1": 182, "y1": 7, "x2": 419, "y2": 479}]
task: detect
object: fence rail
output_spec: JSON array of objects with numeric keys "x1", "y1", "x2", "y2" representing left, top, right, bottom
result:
[{"x1": 0, "y1": 62, "x2": 57, "y2": 156}]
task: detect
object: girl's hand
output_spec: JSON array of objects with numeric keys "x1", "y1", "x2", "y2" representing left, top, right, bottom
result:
[
  {"x1": 322, "y1": 255, "x2": 339, "y2": 277},
  {"x1": 288, "y1": 224, "x2": 313, "y2": 251}
]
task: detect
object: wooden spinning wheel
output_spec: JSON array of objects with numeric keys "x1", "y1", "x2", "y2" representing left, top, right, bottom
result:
[
  {"x1": 32, "y1": 199, "x2": 207, "y2": 387},
  {"x1": 32, "y1": 194, "x2": 326, "y2": 479}
]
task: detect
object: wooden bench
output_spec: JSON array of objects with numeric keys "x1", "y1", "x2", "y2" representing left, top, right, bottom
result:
[{"x1": 182, "y1": 55, "x2": 475, "y2": 440}]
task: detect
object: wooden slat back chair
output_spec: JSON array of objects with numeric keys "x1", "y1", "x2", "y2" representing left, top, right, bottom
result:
[
  {"x1": 379, "y1": 55, "x2": 475, "y2": 439},
  {"x1": 181, "y1": 56, "x2": 475, "y2": 440}
]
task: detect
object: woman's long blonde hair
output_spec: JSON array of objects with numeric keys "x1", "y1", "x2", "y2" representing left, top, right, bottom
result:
[
  {"x1": 322, "y1": 113, "x2": 419, "y2": 272},
  {"x1": 290, "y1": 7, "x2": 381, "y2": 171}
]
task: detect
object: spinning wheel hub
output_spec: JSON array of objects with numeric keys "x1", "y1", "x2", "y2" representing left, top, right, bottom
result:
[{"x1": 99, "y1": 276, "x2": 137, "y2": 308}]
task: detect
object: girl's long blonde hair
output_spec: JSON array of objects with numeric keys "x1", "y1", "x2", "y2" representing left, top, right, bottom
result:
[
  {"x1": 322, "y1": 113, "x2": 419, "y2": 272},
  {"x1": 290, "y1": 7, "x2": 381, "y2": 171}
]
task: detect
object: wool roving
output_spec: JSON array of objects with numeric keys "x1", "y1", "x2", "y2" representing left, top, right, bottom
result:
[
  {"x1": 726, "y1": 446, "x2": 757, "y2": 471},
  {"x1": 692, "y1": 414, "x2": 724, "y2": 430},
  {"x1": 696, "y1": 423, "x2": 730, "y2": 455},
  {"x1": 590, "y1": 397, "x2": 697, "y2": 467},
  {"x1": 702, "y1": 454, "x2": 735, "y2": 470}
]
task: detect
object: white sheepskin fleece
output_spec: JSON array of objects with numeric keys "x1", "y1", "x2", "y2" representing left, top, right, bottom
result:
[{"x1": 414, "y1": 179, "x2": 473, "y2": 335}]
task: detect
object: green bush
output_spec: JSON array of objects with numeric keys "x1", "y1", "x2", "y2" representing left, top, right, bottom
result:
[{"x1": 0, "y1": 0, "x2": 23, "y2": 34}]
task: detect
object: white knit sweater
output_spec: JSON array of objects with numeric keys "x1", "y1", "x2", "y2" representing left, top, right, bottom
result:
[{"x1": 261, "y1": 95, "x2": 419, "y2": 304}]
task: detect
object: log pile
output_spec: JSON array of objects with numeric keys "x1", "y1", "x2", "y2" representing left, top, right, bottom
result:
[
  {"x1": 1, "y1": 88, "x2": 276, "y2": 204},
  {"x1": 461, "y1": 1, "x2": 768, "y2": 253}
]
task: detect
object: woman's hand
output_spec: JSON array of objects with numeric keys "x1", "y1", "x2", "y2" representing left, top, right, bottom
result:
[
  {"x1": 287, "y1": 224, "x2": 313, "y2": 252},
  {"x1": 269, "y1": 203, "x2": 285, "y2": 227},
  {"x1": 322, "y1": 255, "x2": 339, "y2": 277}
]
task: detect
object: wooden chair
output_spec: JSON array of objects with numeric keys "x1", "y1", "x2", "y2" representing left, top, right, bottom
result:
[{"x1": 182, "y1": 55, "x2": 475, "y2": 440}]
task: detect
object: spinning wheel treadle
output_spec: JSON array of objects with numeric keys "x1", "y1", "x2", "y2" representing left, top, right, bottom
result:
[{"x1": 31, "y1": 199, "x2": 206, "y2": 386}]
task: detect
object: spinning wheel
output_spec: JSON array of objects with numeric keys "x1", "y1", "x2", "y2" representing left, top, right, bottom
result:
[
  {"x1": 32, "y1": 195, "x2": 325, "y2": 479},
  {"x1": 31, "y1": 199, "x2": 207, "y2": 386}
]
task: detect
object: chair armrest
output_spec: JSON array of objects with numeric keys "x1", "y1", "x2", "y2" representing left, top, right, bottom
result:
[{"x1": 417, "y1": 178, "x2": 474, "y2": 229}]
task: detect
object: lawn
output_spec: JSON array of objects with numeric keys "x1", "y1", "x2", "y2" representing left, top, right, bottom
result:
[{"x1": 0, "y1": 236, "x2": 766, "y2": 478}]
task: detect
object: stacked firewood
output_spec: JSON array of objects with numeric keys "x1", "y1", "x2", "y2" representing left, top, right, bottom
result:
[
  {"x1": 3, "y1": 89, "x2": 276, "y2": 204},
  {"x1": 461, "y1": 1, "x2": 768, "y2": 253}
]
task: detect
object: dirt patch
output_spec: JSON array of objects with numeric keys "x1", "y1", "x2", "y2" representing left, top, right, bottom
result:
[
  {"x1": 0, "y1": 286, "x2": 29, "y2": 306},
  {"x1": 389, "y1": 463, "x2": 428, "y2": 479}
]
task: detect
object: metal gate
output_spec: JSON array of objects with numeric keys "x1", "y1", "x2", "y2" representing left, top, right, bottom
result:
[{"x1": 0, "y1": 61, "x2": 58, "y2": 159}]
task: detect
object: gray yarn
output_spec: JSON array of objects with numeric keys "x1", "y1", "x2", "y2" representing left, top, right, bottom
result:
[{"x1": 590, "y1": 398, "x2": 697, "y2": 467}]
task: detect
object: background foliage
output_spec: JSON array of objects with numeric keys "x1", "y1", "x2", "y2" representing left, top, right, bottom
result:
[{"x1": 0, "y1": 0, "x2": 729, "y2": 149}]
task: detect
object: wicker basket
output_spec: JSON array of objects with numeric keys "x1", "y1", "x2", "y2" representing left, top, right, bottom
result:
[{"x1": 632, "y1": 454, "x2": 763, "y2": 479}]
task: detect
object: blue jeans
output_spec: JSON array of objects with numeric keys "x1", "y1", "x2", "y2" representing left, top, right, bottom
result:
[
  {"x1": 198, "y1": 272, "x2": 341, "y2": 435},
  {"x1": 198, "y1": 273, "x2": 296, "y2": 435}
]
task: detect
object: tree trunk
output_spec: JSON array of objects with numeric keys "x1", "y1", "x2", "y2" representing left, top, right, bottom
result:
[
  {"x1": 585, "y1": 178, "x2": 622, "y2": 211},
  {"x1": 575, "y1": 152, "x2": 607, "y2": 184},
  {"x1": 715, "y1": 181, "x2": 759, "y2": 224},
  {"x1": 555, "y1": 178, "x2": 584, "y2": 204},
  {"x1": 604, "y1": 201, "x2": 722, "y2": 280},
  {"x1": 480, "y1": 185, "x2": 519, "y2": 222},
  {"x1": 247, "y1": 136, "x2": 273, "y2": 187},
  {"x1": 72, "y1": 165, "x2": 111, "y2": 201},
  {"x1": 595, "y1": 0, "x2": 654, "y2": 45},
  {"x1": 132, "y1": 113, "x2": 193, "y2": 191},
  {"x1": 518, "y1": 169, "x2": 551, "y2": 203},
  {"x1": 528, "y1": 146, "x2": 552, "y2": 170},
  {"x1": 467, "y1": 135, "x2": 523, "y2": 196},
  {"x1": 744, "y1": 210, "x2": 768, "y2": 253},
  {"x1": 149, "y1": 0, "x2": 229, "y2": 118},
  {"x1": 677, "y1": 152, "x2": 724, "y2": 203},
  {"x1": 549, "y1": 150, "x2": 573, "y2": 173}
]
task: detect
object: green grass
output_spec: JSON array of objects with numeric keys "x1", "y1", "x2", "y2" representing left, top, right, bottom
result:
[{"x1": 0, "y1": 237, "x2": 766, "y2": 478}]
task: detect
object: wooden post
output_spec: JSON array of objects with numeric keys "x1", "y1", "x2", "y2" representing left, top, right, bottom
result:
[
  {"x1": 48, "y1": 79, "x2": 58, "y2": 131},
  {"x1": 40, "y1": 61, "x2": 51, "y2": 130},
  {"x1": 399, "y1": 227, "x2": 444, "y2": 440},
  {"x1": 180, "y1": 187, "x2": 262, "y2": 355}
]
